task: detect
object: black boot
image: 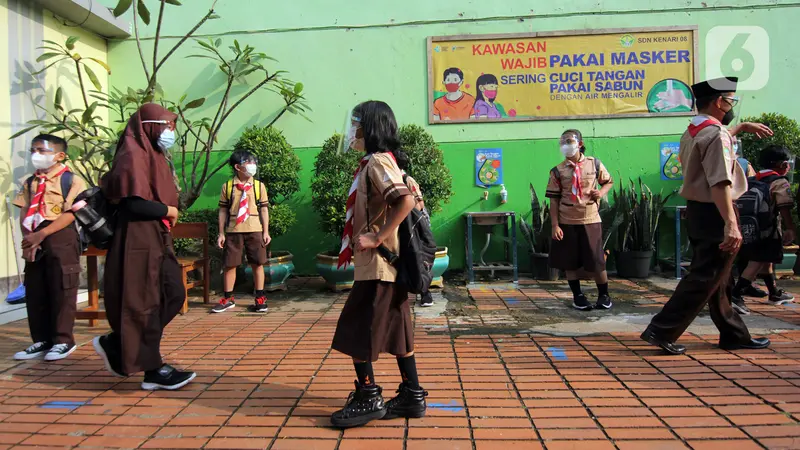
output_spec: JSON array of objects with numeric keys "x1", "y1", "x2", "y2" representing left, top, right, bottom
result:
[
  {"x1": 330, "y1": 381, "x2": 386, "y2": 428},
  {"x1": 383, "y1": 382, "x2": 428, "y2": 420}
]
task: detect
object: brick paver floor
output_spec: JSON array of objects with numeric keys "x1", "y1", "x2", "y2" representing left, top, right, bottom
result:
[{"x1": 0, "y1": 277, "x2": 798, "y2": 449}]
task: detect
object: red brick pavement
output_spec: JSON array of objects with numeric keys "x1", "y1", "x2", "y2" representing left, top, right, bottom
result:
[{"x1": 0, "y1": 278, "x2": 796, "y2": 449}]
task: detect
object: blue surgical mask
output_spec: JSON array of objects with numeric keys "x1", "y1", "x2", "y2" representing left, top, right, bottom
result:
[{"x1": 158, "y1": 129, "x2": 176, "y2": 151}]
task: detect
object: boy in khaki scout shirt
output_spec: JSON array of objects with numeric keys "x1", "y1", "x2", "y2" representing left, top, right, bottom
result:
[
  {"x1": 214, "y1": 150, "x2": 271, "y2": 313},
  {"x1": 546, "y1": 129, "x2": 614, "y2": 311},
  {"x1": 12, "y1": 134, "x2": 86, "y2": 361},
  {"x1": 642, "y1": 76, "x2": 774, "y2": 355},
  {"x1": 732, "y1": 145, "x2": 796, "y2": 313}
]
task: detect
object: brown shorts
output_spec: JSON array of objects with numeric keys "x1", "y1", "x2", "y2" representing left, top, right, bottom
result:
[
  {"x1": 549, "y1": 223, "x2": 606, "y2": 272},
  {"x1": 223, "y1": 232, "x2": 268, "y2": 268},
  {"x1": 331, "y1": 280, "x2": 414, "y2": 362}
]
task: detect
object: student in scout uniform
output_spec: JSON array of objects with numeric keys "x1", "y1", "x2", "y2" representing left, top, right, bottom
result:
[
  {"x1": 395, "y1": 152, "x2": 434, "y2": 307},
  {"x1": 732, "y1": 145, "x2": 796, "y2": 314},
  {"x1": 94, "y1": 103, "x2": 195, "y2": 391},
  {"x1": 213, "y1": 150, "x2": 271, "y2": 313},
  {"x1": 330, "y1": 101, "x2": 425, "y2": 428},
  {"x1": 12, "y1": 134, "x2": 85, "y2": 361},
  {"x1": 545, "y1": 129, "x2": 614, "y2": 311},
  {"x1": 641, "y1": 76, "x2": 774, "y2": 355}
]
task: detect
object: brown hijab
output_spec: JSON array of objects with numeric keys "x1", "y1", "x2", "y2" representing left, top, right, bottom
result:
[{"x1": 102, "y1": 103, "x2": 179, "y2": 207}]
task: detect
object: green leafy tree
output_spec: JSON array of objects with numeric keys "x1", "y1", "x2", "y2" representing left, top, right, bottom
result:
[
  {"x1": 740, "y1": 113, "x2": 800, "y2": 171},
  {"x1": 398, "y1": 124, "x2": 453, "y2": 215}
]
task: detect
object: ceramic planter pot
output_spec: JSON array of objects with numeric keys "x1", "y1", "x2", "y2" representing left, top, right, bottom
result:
[
  {"x1": 316, "y1": 252, "x2": 355, "y2": 292},
  {"x1": 244, "y1": 251, "x2": 295, "y2": 291},
  {"x1": 431, "y1": 247, "x2": 450, "y2": 288},
  {"x1": 614, "y1": 250, "x2": 653, "y2": 279},
  {"x1": 530, "y1": 252, "x2": 559, "y2": 281}
]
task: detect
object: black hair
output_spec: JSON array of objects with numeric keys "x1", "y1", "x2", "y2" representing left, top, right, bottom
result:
[
  {"x1": 562, "y1": 129, "x2": 586, "y2": 153},
  {"x1": 443, "y1": 67, "x2": 463, "y2": 82},
  {"x1": 758, "y1": 144, "x2": 792, "y2": 170},
  {"x1": 352, "y1": 100, "x2": 402, "y2": 157},
  {"x1": 32, "y1": 134, "x2": 67, "y2": 152},
  {"x1": 695, "y1": 94, "x2": 721, "y2": 111},
  {"x1": 395, "y1": 150, "x2": 410, "y2": 171},
  {"x1": 229, "y1": 149, "x2": 257, "y2": 171},
  {"x1": 475, "y1": 73, "x2": 498, "y2": 104}
]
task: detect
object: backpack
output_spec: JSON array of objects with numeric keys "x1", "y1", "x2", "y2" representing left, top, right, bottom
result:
[
  {"x1": 365, "y1": 169, "x2": 437, "y2": 294},
  {"x1": 26, "y1": 171, "x2": 90, "y2": 252},
  {"x1": 223, "y1": 179, "x2": 265, "y2": 225},
  {"x1": 735, "y1": 174, "x2": 784, "y2": 245}
]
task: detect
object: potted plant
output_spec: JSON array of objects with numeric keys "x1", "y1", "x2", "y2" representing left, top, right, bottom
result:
[
  {"x1": 311, "y1": 134, "x2": 363, "y2": 291},
  {"x1": 236, "y1": 125, "x2": 301, "y2": 291},
  {"x1": 398, "y1": 124, "x2": 454, "y2": 286},
  {"x1": 612, "y1": 179, "x2": 673, "y2": 278},
  {"x1": 520, "y1": 184, "x2": 558, "y2": 280}
]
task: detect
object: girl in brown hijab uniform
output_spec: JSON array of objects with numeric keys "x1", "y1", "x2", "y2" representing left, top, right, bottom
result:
[{"x1": 92, "y1": 103, "x2": 196, "y2": 391}]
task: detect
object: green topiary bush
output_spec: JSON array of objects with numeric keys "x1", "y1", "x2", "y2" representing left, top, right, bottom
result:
[
  {"x1": 398, "y1": 124, "x2": 453, "y2": 216},
  {"x1": 232, "y1": 125, "x2": 301, "y2": 239},
  {"x1": 739, "y1": 113, "x2": 800, "y2": 171},
  {"x1": 310, "y1": 134, "x2": 362, "y2": 253}
]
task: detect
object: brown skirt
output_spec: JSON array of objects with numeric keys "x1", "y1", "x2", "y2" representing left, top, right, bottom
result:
[
  {"x1": 549, "y1": 223, "x2": 606, "y2": 272},
  {"x1": 331, "y1": 280, "x2": 414, "y2": 362},
  {"x1": 103, "y1": 218, "x2": 186, "y2": 374}
]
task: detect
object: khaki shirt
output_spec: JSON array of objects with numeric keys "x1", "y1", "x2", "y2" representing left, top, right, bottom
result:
[
  {"x1": 679, "y1": 118, "x2": 747, "y2": 202},
  {"x1": 770, "y1": 176, "x2": 793, "y2": 235},
  {"x1": 404, "y1": 174, "x2": 424, "y2": 207},
  {"x1": 353, "y1": 153, "x2": 412, "y2": 282},
  {"x1": 218, "y1": 179, "x2": 269, "y2": 233},
  {"x1": 545, "y1": 155, "x2": 612, "y2": 225},
  {"x1": 13, "y1": 164, "x2": 86, "y2": 220}
]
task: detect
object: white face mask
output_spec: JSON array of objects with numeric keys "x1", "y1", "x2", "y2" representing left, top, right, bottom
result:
[
  {"x1": 560, "y1": 143, "x2": 580, "y2": 158},
  {"x1": 158, "y1": 129, "x2": 176, "y2": 150},
  {"x1": 345, "y1": 125, "x2": 360, "y2": 151},
  {"x1": 31, "y1": 152, "x2": 56, "y2": 171},
  {"x1": 245, "y1": 163, "x2": 257, "y2": 177}
]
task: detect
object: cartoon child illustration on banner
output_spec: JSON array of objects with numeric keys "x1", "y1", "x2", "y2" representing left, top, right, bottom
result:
[
  {"x1": 473, "y1": 74, "x2": 502, "y2": 119},
  {"x1": 433, "y1": 67, "x2": 476, "y2": 121}
]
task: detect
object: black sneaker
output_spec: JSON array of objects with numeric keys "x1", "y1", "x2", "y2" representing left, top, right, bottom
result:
[
  {"x1": 248, "y1": 296, "x2": 268, "y2": 313},
  {"x1": 141, "y1": 364, "x2": 196, "y2": 391},
  {"x1": 13, "y1": 341, "x2": 51, "y2": 360},
  {"x1": 742, "y1": 285, "x2": 769, "y2": 298},
  {"x1": 44, "y1": 343, "x2": 76, "y2": 361},
  {"x1": 595, "y1": 295, "x2": 613, "y2": 310},
  {"x1": 768, "y1": 290, "x2": 794, "y2": 306},
  {"x1": 330, "y1": 381, "x2": 386, "y2": 428},
  {"x1": 92, "y1": 335, "x2": 126, "y2": 377},
  {"x1": 732, "y1": 296, "x2": 751, "y2": 315},
  {"x1": 383, "y1": 383, "x2": 428, "y2": 420},
  {"x1": 572, "y1": 294, "x2": 592, "y2": 311},
  {"x1": 212, "y1": 297, "x2": 235, "y2": 313},
  {"x1": 420, "y1": 292, "x2": 434, "y2": 307}
]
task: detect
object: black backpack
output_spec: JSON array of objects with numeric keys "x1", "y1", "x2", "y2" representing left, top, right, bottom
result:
[
  {"x1": 365, "y1": 170, "x2": 437, "y2": 294},
  {"x1": 26, "y1": 171, "x2": 90, "y2": 252},
  {"x1": 736, "y1": 175, "x2": 784, "y2": 245}
]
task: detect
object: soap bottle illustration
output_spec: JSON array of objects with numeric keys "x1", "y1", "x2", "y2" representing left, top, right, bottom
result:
[{"x1": 499, "y1": 184, "x2": 508, "y2": 204}]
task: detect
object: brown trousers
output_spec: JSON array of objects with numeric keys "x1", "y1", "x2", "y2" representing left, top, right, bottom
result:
[
  {"x1": 648, "y1": 201, "x2": 751, "y2": 344},
  {"x1": 24, "y1": 225, "x2": 80, "y2": 346},
  {"x1": 103, "y1": 219, "x2": 185, "y2": 374}
]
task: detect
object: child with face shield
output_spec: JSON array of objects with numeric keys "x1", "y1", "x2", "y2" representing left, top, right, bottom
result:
[
  {"x1": 545, "y1": 129, "x2": 614, "y2": 310},
  {"x1": 213, "y1": 150, "x2": 271, "y2": 313},
  {"x1": 12, "y1": 134, "x2": 86, "y2": 361},
  {"x1": 330, "y1": 101, "x2": 426, "y2": 429}
]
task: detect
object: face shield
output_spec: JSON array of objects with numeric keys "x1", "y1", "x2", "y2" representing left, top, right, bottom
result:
[{"x1": 337, "y1": 108, "x2": 363, "y2": 154}]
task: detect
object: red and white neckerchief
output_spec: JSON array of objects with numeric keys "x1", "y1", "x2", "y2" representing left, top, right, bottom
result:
[
  {"x1": 338, "y1": 155, "x2": 371, "y2": 269},
  {"x1": 687, "y1": 115, "x2": 721, "y2": 137},
  {"x1": 565, "y1": 157, "x2": 584, "y2": 203},
  {"x1": 23, "y1": 165, "x2": 68, "y2": 232},
  {"x1": 756, "y1": 169, "x2": 781, "y2": 181},
  {"x1": 235, "y1": 182, "x2": 253, "y2": 225}
]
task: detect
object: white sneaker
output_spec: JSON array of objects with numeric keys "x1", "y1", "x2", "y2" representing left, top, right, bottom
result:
[
  {"x1": 14, "y1": 342, "x2": 52, "y2": 360},
  {"x1": 44, "y1": 343, "x2": 76, "y2": 361}
]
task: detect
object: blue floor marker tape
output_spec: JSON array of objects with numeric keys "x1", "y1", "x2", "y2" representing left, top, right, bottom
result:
[
  {"x1": 428, "y1": 400, "x2": 463, "y2": 413},
  {"x1": 40, "y1": 401, "x2": 89, "y2": 411},
  {"x1": 504, "y1": 298, "x2": 519, "y2": 305},
  {"x1": 547, "y1": 347, "x2": 568, "y2": 360}
]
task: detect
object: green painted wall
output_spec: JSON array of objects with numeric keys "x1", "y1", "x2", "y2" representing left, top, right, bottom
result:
[{"x1": 101, "y1": 0, "x2": 800, "y2": 274}]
